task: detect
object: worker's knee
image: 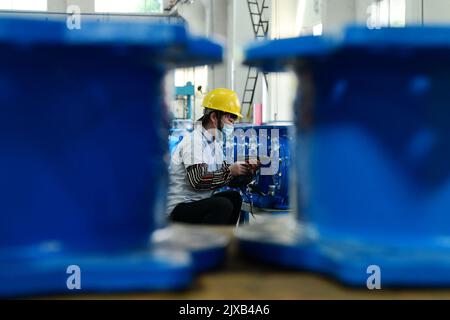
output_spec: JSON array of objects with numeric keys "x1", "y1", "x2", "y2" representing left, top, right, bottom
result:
[
  {"x1": 216, "y1": 191, "x2": 242, "y2": 208},
  {"x1": 214, "y1": 197, "x2": 234, "y2": 214},
  {"x1": 228, "y1": 191, "x2": 242, "y2": 206},
  {"x1": 202, "y1": 197, "x2": 234, "y2": 225}
]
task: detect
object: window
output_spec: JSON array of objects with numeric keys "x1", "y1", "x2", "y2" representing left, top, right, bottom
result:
[
  {"x1": 95, "y1": 0, "x2": 163, "y2": 14},
  {"x1": 0, "y1": 0, "x2": 47, "y2": 11},
  {"x1": 295, "y1": 0, "x2": 322, "y2": 37},
  {"x1": 312, "y1": 23, "x2": 323, "y2": 36},
  {"x1": 389, "y1": 0, "x2": 406, "y2": 27},
  {"x1": 367, "y1": 0, "x2": 405, "y2": 29},
  {"x1": 173, "y1": 66, "x2": 208, "y2": 120}
]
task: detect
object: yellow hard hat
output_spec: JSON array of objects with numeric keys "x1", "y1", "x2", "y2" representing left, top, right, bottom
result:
[{"x1": 201, "y1": 88, "x2": 242, "y2": 118}]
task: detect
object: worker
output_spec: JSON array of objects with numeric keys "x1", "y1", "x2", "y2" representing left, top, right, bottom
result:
[{"x1": 166, "y1": 88, "x2": 260, "y2": 225}]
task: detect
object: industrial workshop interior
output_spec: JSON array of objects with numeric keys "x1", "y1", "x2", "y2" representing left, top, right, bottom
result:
[{"x1": 3, "y1": 0, "x2": 450, "y2": 303}]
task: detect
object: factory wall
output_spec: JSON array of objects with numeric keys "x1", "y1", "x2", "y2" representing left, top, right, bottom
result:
[
  {"x1": 422, "y1": 0, "x2": 450, "y2": 24},
  {"x1": 5, "y1": 0, "x2": 450, "y2": 123}
]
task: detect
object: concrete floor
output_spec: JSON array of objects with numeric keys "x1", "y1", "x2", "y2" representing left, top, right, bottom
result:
[{"x1": 50, "y1": 227, "x2": 450, "y2": 300}]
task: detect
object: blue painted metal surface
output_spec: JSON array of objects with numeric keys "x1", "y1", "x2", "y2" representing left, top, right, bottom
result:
[
  {"x1": 152, "y1": 225, "x2": 229, "y2": 274},
  {"x1": 239, "y1": 26, "x2": 450, "y2": 286},
  {"x1": 0, "y1": 18, "x2": 222, "y2": 297}
]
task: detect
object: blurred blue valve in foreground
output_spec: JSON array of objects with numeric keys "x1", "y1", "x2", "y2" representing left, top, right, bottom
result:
[
  {"x1": 238, "y1": 26, "x2": 450, "y2": 287},
  {"x1": 0, "y1": 17, "x2": 223, "y2": 297}
]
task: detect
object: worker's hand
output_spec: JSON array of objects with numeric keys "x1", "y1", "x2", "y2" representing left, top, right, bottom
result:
[
  {"x1": 246, "y1": 159, "x2": 261, "y2": 175},
  {"x1": 229, "y1": 162, "x2": 251, "y2": 177}
]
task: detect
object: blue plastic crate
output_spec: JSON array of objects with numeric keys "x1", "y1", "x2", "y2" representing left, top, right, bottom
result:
[
  {"x1": 0, "y1": 17, "x2": 222, "y2": 297},
  {"x1": 238, "y1": 26, "x2": 450, "y2": 287}
]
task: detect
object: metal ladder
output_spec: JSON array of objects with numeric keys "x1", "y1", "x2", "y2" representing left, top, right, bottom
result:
[{"x1": 241, "y1": 0, "x2": 269, "y2": 121}]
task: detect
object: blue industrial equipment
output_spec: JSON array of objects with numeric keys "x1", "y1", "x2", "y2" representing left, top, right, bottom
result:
[
  {"x1": 0, "y1": 18, "x2": 222, "y2": 297},
  {"x1": 238, "y1": 27, "x2": 450, "y2": 287},
  {"x1": 168, "y1": 119, "x2": 193, "y2": 155},
  {"x1": 169, "y1": 134, "x2": 184, "y2": 155},
  {"x1": 227, "y1": 122, "x2": 293, "y2": 210},
  {"x1": 175, "y1": 81, "x2": 195, "y2": 119},
  {"x1": 171, "y1": 118, "x2": 195, "y2": 131}
]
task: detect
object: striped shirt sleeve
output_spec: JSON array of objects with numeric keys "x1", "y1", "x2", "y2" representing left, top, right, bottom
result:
[{"x1": 186, "y1": 161, "x2": 233, "y2": 190}]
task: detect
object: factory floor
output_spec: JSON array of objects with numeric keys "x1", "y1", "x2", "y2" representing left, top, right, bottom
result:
[{"x1": 52, "y1": 227, "x2": 450, "y2": 300}]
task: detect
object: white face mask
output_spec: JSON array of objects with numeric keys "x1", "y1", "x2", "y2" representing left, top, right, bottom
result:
[{"x1": 222, "y1": 123, "x2": 234, "y2": 137}]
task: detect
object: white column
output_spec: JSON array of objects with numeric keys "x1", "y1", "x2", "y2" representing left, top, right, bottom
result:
[
  {"x1": 422, "y1": 0, "x2": 450, "y2": 24},
  {"x1": 67, "y1": 0, "x2": 95, "y2": 13},
  {"x1": 47, "y1": 0, "x2": 68, "y2": 12},
  {"x1": 210, "y1": 0, "x2": 228, "y2": 89},
  {"x1": 322, "y1": 0, "x2": 356, "y2": 35},
  {"x1": 267, "y1": 0, "x2": 302, "y2": 122},
  {"x1": 405, "y1": 0, "x2": 423, "y2": 25},
  {"x1": 228, "y1": 0, "x2": 259, "y2": 121}
]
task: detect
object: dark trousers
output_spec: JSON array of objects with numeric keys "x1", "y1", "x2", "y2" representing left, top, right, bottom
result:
[{"x1": 170, "y1": 191, "x2": 242, "y2": 225}]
